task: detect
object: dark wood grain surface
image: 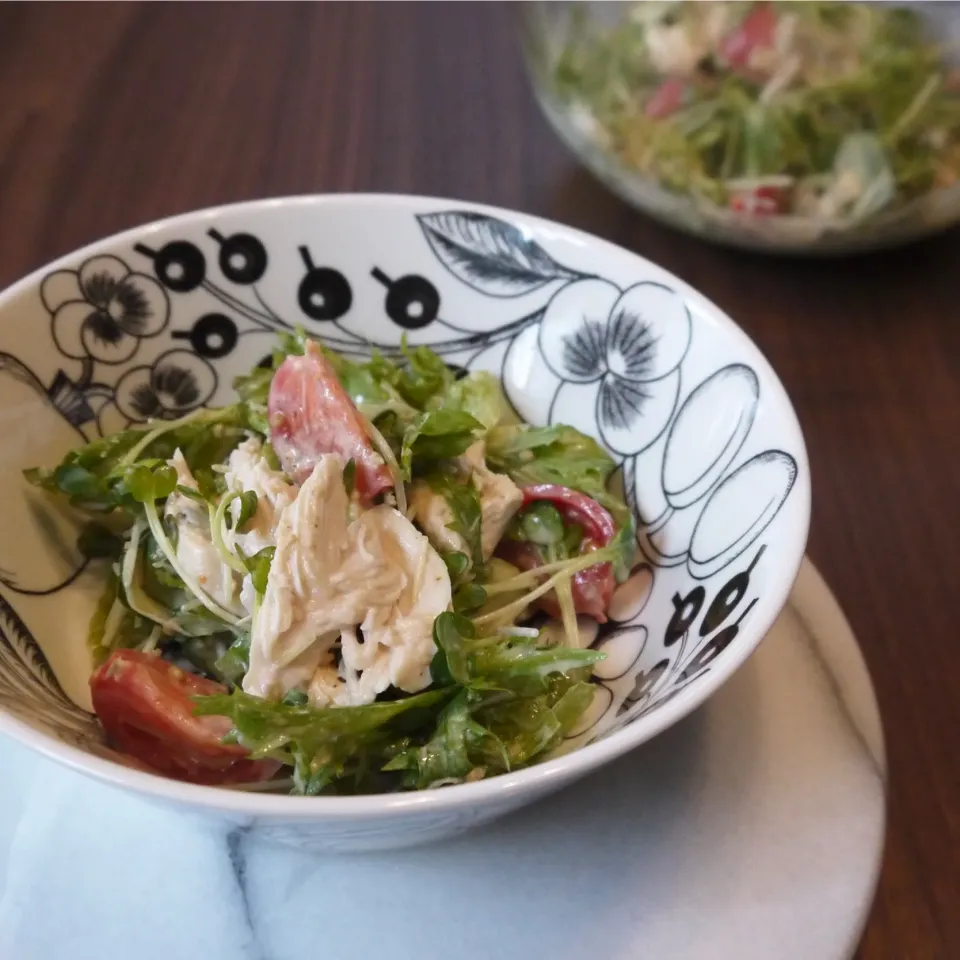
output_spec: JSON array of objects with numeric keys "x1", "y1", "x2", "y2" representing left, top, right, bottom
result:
[{"x1": 1, "y1": 3, "x2": 957, "y2": 956}]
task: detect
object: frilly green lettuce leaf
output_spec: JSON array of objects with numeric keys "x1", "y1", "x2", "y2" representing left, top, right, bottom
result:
[
  {"x1": 486, "y1": 423, "x2": 616, "y2": 495},
  {"x1": 25, "y1": 405, "x2": 253, "y2": 514},
  {"x1": 194, "y1": 686, "x2": 455, "y2": 795},
  {"x1": 386, "y1": 613, "x2": 601, "y2": 788},
  {"x1": 399, "y1": 409, "x2": 483, "y2": 478},
  {"x1": 432, "y1": 371, "x2": 504, "y2": 431}
]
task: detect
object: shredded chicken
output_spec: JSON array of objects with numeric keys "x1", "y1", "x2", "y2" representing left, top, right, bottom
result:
[
  {"x1": 244, "y1": 456, "x2": 360, "y2": 699},
  {"x1": 460, "y1": 441, "x2": 524, "y2": 559},
  {"x1": 165, "y1": 450, "x2": 207, "y2": 528},
  {"x1": 642, "y1": 4, "x2": 730, "y2": 77},
  {"x1": 313, "y1": 505, "x2": 451, "y2": 706},
  {"x1": 410, "y1": 442, "x2": 523, "y2": 564},
  {"x1": 645, "y1": 20, "x2": 704, "y2": 76},
  {"x1": 408, "y1": 481, "x2": 466, "y2": 555},
  {"x1": 223, "y1": 437, "x2": 296, "y2": 556},
  {"x1": 243, "y1": 457, "x2": 451, "y2": 706}
]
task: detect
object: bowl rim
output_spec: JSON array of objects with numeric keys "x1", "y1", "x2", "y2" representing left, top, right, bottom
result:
[{"x1": 0, "y1": 192, "x2": 811, "y2": 818}]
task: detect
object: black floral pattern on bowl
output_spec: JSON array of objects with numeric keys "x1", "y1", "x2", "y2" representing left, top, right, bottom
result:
[
  {"x1": 115, "y1": 350, "x2": 217, "y2": 423},
  {"x1": 42, "y1": 255, "x2": 170, "y2": 366},
  {"x1": 538, "y1": 279, "x2": 690, "y2": 455}
]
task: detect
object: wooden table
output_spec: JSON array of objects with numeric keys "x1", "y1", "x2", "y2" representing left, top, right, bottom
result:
[{"x1": 0, "y1": 3, "x2": 956, "y2": 956}]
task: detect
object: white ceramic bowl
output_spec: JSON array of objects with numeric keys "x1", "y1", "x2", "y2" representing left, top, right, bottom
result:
[{"x1": 0, "y1": 195, "x2": 810, "y2": 851}]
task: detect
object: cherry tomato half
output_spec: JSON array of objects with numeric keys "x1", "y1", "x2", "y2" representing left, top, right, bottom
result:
[
  {"x1": 268, "y1": 341, "x2": 393, "y2": 500},
  {"x1": 728, "y1": 185, "x2": 790, "y2": 217},
  {"x1": 719, "y1": 2, "x2": 777, "y2": 71},
  {"x1": 645, "y1": 77, "x2": 687, "y2": 119},
  {"x1": 499, "y1": 485, "x2": 617, "y2": 622},
  {"x1": 90, "y1": 650, "x2": 281, "y2": 786},
  {"x1": 520, "y1": 484, "x2": 617, "y2": 546}
]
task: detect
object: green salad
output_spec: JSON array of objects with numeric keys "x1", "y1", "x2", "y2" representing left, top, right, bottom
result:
[
  {"x1": 28, "y1": 331, "x2": 633, "y2": 795},
  {"x1": 551, "y1": 1, "x2": 960, "y2": 227}
]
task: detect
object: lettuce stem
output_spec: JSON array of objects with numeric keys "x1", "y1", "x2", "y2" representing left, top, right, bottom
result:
[
  {"x1": 120, "y1": 408, "x2": 222, "y2": 467},
  {"x1": 209, "y1": 494, "x2": 250, "y2": 576},
  {"x1": 482, "y1": 544, "x2": 617, "y2": 597},
  {"x1": 360, "y1": 411, "x2": 407, "y2": 515},
  {"x1": 474, "y1": 546, "x2": 616, "y2": 628}
]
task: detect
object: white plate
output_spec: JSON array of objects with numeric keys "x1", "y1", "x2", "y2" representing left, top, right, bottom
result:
[{"x1": 0, "y1": 558, "x2": 885, "y2": 960}]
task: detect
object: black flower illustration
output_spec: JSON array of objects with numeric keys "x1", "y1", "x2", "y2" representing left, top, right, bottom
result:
[
  {"x1": 114, "y1": 349, "x2": 216, "y2": 423},
  {"x1": 539, "y1": 279, "x2": 691, "y2": 455},
  {"x1": 41, "y1": 255, "x2": 169, "y2": 365}
]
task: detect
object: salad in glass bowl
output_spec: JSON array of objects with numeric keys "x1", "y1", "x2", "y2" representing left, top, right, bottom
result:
[
  {"x1": 26, "y1": 331, "x2": 634, "y2": 795},
  {"x1": 520, "y1": 0, "x2": 960, "y2": 252}
]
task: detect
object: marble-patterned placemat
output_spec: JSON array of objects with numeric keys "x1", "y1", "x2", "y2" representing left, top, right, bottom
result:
[{"x1": 0, "y1": 559, "x2": 885, "y2": 960}]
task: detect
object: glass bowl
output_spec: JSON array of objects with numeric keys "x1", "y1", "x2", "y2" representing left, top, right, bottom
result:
[{"x1": 519, "y1": 1, "x2": 960, "y2": 254}]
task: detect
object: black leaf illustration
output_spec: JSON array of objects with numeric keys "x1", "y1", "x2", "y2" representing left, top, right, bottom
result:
[
  {"x1": 418, "y1": 212, "x2": 580, "y2": 297},
  {"x1": 0, "y1": 592, "x2": 95, "y2": 734}
]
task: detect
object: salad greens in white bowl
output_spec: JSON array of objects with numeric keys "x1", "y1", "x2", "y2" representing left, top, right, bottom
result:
[{"x1": 0, "y1": 195, "x2": 809, "y2": 851}]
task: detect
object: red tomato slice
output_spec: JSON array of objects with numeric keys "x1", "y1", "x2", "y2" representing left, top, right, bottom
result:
[
  {"x1": 90, "y1": 650, "x2": 281, "y2": 786},
  {"x1": 520, "y1": 484, "x2": 617, "y2": 546},
  {"x1": 499, "y1": 485, "x2": 618, "y2": 622},
  {"x1": 719, "y1": 2, "x2": 777, "y2": 70},
  {"x1": 729, "y1": 185, "x2": 789, "y2": 217},
  {"x1": 568, "y1": 551, "x2": 616, "y2": 622},
  {"x1": 645, "y1": 77, "x2": 687, "y2": 119},
  {"x1": 268, "y1": 341, "x2": 393, "y2": 500}
]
